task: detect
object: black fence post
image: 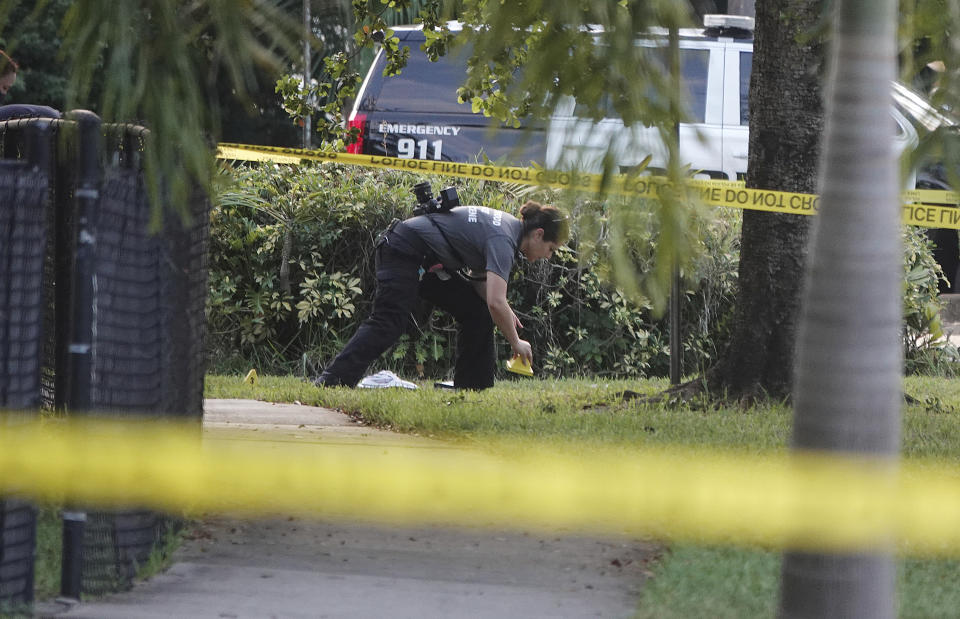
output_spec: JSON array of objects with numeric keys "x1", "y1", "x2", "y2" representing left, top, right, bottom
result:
[
  {"x1": 60, "y1": 109, "x2": 102, "y2": 601},
  {"x1": 59, "y1": 511, "x2": 86, "y2": 600},
  {"x1": 65, "y1": 110, "x2": 101, "y2": 414}
]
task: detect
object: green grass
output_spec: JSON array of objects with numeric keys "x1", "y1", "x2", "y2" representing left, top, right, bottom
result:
[
  {"x1": 633, "y1": 546, "x2": 960, "y2": 619},
  {"x1": 206, "y1": 375, "x2": 794, "y2": 451},
  {"x1": 206, "y1": 373, "x2": 960, "y2": 617},
  {"x1": 0, "y1": 507, "x2": 60, "y2": 617},
  {"x1": 34, "y1": 505, "x2": 62, "y2": 600},
  {"x1": 206, "y1": 374, "x2": 960, "y2": 457},
  {"x1": 30, "y1": 509, "x2": 185, "y2": 605},
  {"x1": 899, "y1": 558, "x2": 960, "y2": 618},
  {"x1": 634, "y1": 545, "x2": 780, "y2": 619},
  {"x1": 134, "y1": 520, "x2": 185, "y2": 582}
]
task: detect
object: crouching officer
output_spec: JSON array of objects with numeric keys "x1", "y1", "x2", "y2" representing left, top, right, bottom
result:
[{"x1": 313, "y1": 185, "x2": 569, "y2": 390}]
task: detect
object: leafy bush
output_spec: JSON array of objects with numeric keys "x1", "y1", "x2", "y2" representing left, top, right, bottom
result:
[
  {"x1": 903, "y1": 225, "x2": 960, "y2": 375},
  {"x1": 507, "y1": 195, "x2": 740, "y2": 378},
  {"x1": 208, "y1": 163, "x2": 408, "y2": 374},
  {"x1": 207, "y1": 161, "x2": 950, "y2": 379}
]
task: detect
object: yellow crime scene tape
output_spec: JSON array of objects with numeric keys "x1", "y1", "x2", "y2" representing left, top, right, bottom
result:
[
  {"x1": 216, "y1": 143, "x2": 960, "y2": 230},
  {"x1": 3, "y1": 417, "x2": 960, "y2": 557}
]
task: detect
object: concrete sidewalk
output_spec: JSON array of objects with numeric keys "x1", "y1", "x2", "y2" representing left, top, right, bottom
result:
[{"x1": 39, "y1": 399, "x2": 656, "y2": 618}]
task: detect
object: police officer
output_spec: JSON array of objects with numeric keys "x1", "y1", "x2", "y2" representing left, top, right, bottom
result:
[{"x1": 314, "y1": 199, "x2": 569, "y2": 390}]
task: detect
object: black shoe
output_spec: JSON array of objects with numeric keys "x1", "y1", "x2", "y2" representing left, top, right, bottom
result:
[{"x1": 313, "y1": 372, "x2": 346, "y2": 387}]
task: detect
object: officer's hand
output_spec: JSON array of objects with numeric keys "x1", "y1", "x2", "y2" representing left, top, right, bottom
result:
[
  {"x1": 512, "y1": 311, "x2": 524, "y2": 331},
  {"x1": 513, "y1": 339, "x2": 533, "y2": 366}
]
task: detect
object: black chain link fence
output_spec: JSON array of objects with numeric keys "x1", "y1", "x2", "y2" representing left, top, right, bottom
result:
[
  {"x1": 79, "y1": 125, "x2": 208, "y2": 596},
  {"x1": 80, "y1": 511, "x2": 173, "y2": 596},
  {"x1": 0, "y1": 123, "x2": 51, "y2": 612},
  {"x1": 0, "y1": 156, "x2": 49, "y2": 408},
  {"x1": 0, "y1": 500, "x2": 37, "y2": 614},
  {"x1": 91, "y1": 135, "x2": 209, "y2": 417},
  {"x1": 0, "y1": 114, "x2": 210, "y2": 606}
]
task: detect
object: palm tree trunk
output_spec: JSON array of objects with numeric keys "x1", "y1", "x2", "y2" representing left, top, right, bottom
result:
[{"x1": 778, "y1": 0, "x2": 900, "y2": 617}]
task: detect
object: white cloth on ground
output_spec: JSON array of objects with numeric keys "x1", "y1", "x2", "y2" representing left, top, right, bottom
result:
[{"x1": 357, "y1": 370, "x2": 419, "y2": 390}]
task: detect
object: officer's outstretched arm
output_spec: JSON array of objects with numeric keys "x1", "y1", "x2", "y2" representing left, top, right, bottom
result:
[{"x1": 485, "y1": 272, "x2": 532, "y2": 365}]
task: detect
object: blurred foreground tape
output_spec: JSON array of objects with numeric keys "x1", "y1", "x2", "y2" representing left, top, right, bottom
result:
[{"x1": 2, "y1": 417, "x2": 960, "y2": 556}]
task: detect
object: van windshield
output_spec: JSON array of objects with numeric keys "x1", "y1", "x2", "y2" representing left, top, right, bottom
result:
[{"x1": 369, "y1": 44, "x2": 475, "y2": 114}]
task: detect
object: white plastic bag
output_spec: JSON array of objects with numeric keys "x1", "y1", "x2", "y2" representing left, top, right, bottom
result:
[{"x1": 357, "y1": 370, "x2": 418, "y2": 390}]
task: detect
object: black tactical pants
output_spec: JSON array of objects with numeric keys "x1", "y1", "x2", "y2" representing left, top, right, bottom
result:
[{"x1": 317, "y1": 240, "x2": 496, "y2": 389}]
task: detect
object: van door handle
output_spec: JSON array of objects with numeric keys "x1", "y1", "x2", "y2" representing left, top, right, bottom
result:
[{"x1": 733, "y1": 153, "x2": 748, "y2": 159}]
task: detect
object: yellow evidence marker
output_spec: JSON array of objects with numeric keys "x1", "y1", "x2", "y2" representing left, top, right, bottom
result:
[{"x1": 505, "y1": 355, "x2": 533, "y2": 377}]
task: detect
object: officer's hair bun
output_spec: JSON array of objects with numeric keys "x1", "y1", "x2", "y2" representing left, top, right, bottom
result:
[
  {"x1": 520, "y1": 200, "x2": 563, "y2": 221},
  {"x1": 519, "y1": 201, "x2": 569, "y2": 244},
  {"x1": 519, "y1": 201, "x2": 543, "y2": 218}
]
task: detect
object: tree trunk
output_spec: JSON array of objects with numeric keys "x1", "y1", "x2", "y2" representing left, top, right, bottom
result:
[
  {"x1": 280, "y1": 224, "x2": 293, "y2": 296},
  {"x1": 707, "y1": 0, "x2": 825, "y2": 402},
  {"x1": 779, "y1": 0, "x2": 901, "y2": 616}
]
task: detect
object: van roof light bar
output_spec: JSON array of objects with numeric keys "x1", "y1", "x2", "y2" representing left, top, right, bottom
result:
[{"x1": 703, "y1": 14, "x2": 755, "y2": 32}]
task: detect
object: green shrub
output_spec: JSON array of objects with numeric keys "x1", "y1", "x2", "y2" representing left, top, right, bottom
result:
[
  {"x1": 902, "y1": 225, "x2": 960, "y2": 375},
  {"x1": 207, "y1": 161, "x2": 950, "y2": 379},
  {"x1": 506, "y1": 195, "x2": 740, "y2": 378},
  {"x1": 208, "y1": 162, "x2": 408, "y2": 374}
]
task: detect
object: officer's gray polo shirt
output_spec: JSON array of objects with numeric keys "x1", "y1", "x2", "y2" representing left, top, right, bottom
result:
[{"x1": 403, "y1": 206, "x2": 523, "y2": 281}]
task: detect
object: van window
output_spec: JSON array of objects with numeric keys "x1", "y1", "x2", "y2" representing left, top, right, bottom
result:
[
  {"x1": 572, "y1": 48, "x2": 709, "y2": 123},
  {"x1": 740, "y1": 51, "x2": 752, "y2": 125},
  {"x1": 367, "y1": 44, "x2": 474, "y2": 114},
  {"x1": 680, "y1": 49, "x2": 710, "y2": 123}
]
